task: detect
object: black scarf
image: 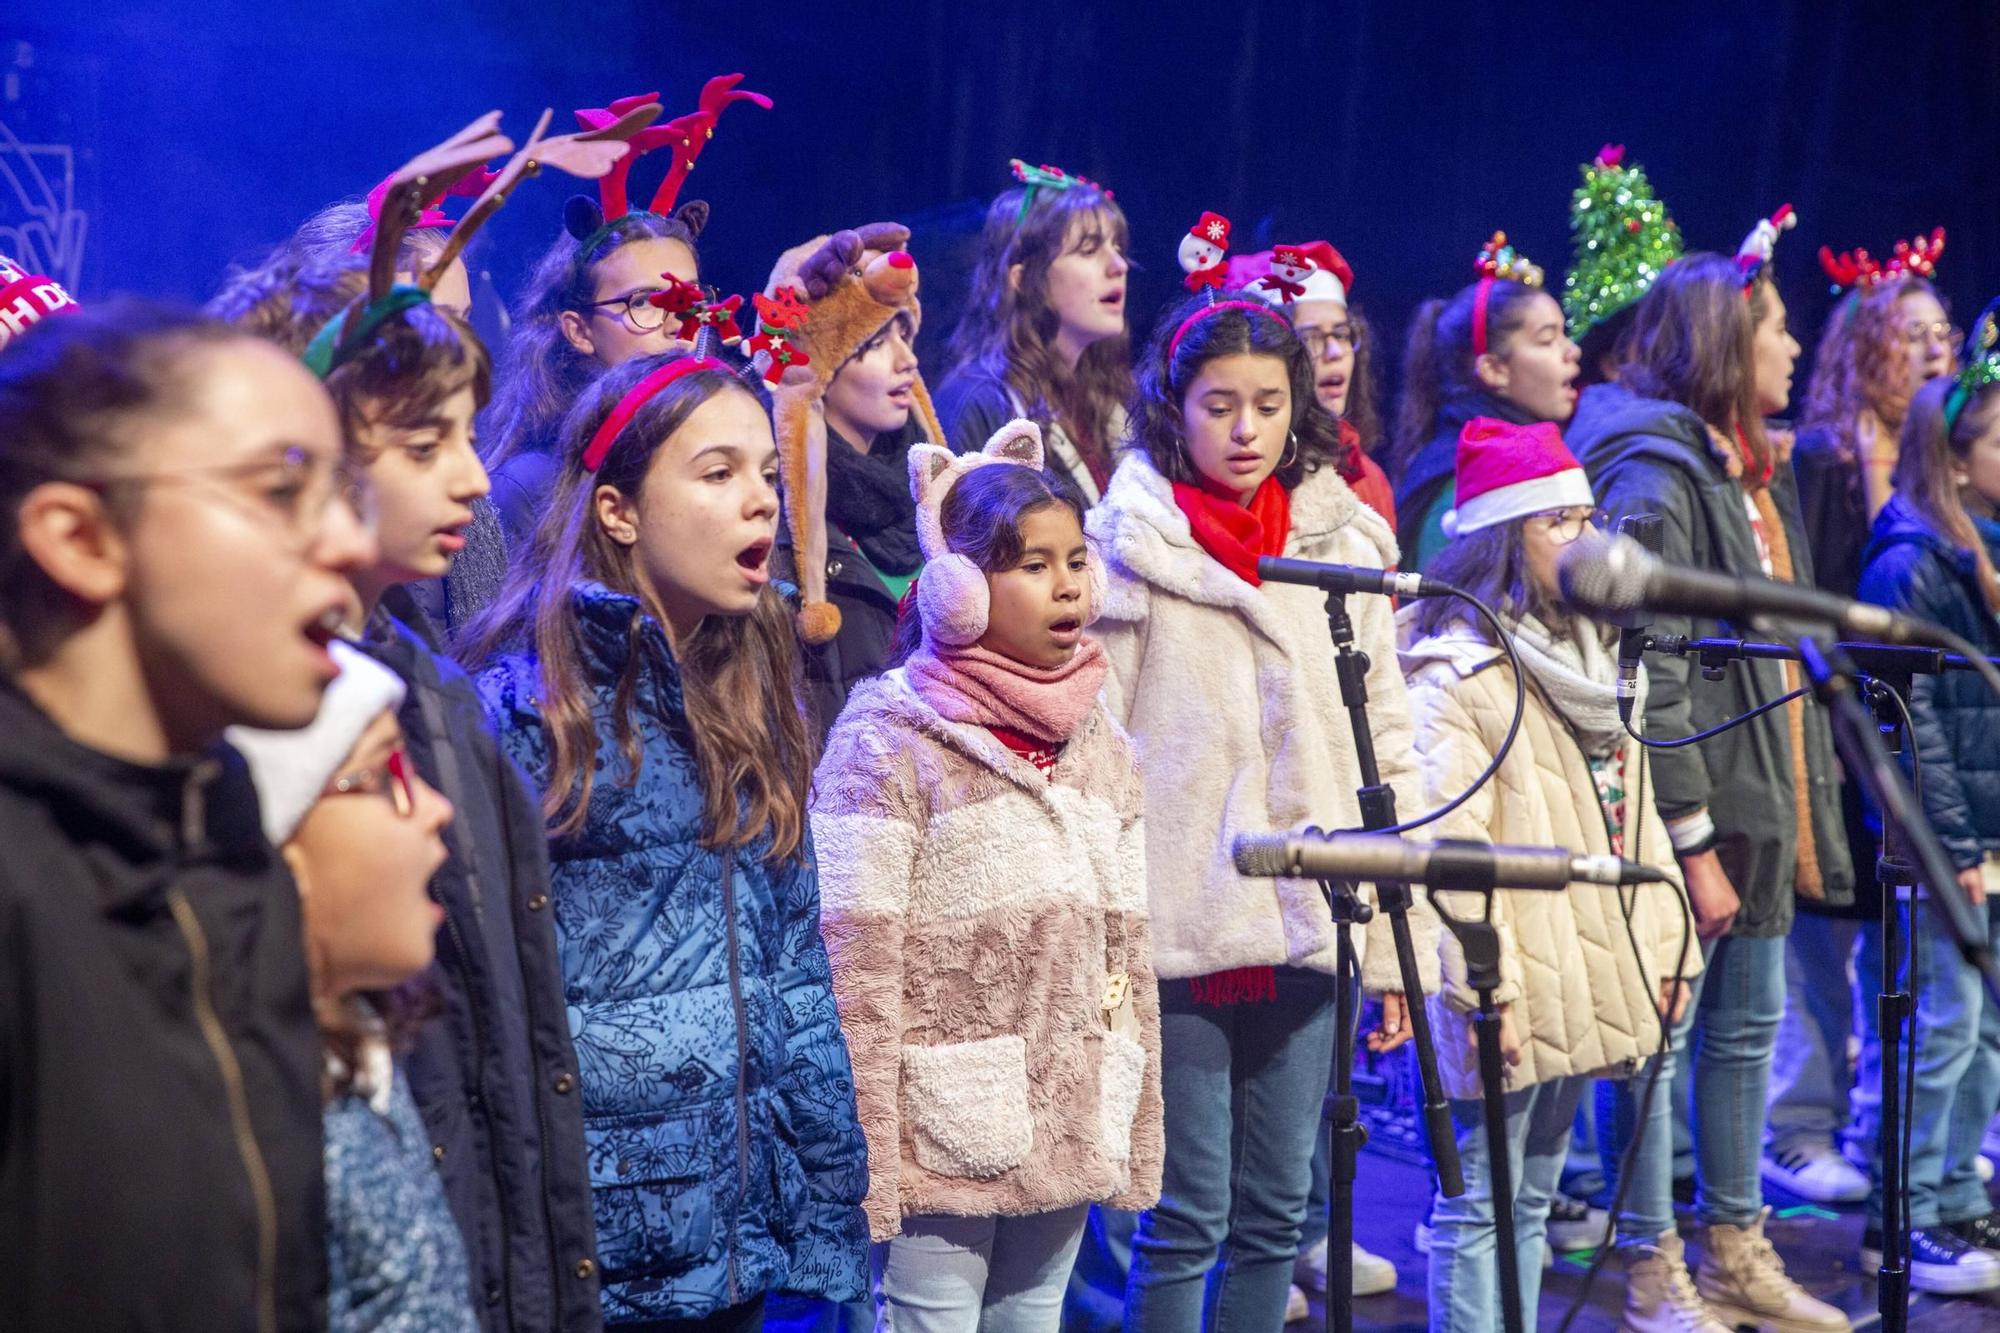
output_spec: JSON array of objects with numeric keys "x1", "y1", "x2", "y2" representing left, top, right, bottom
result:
[{"x1": 824, "y1": 426, "x2": 924, "y2": 575}]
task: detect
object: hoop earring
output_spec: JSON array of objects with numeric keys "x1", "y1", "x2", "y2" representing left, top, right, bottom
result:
[{"x1": 1280, "y1": 430, "x2": 1299, "y2": 469}]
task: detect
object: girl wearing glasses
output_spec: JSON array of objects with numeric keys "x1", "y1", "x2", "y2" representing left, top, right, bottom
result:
[
  {"x1": 0, "y1": 302, "x2": 375, "y2": 1332},
  {"x1": 232, "y1": 644, "x2": 472, "y2": 1332},
  {"x1": 1569, "y1": 254, "x2": 1855, "y2": 1333},
  {"x1": 1771, "y1": 261, "x2": 1959, "y2": 1225},
  {"x1": 479, "y1": 210, "x2": 704, "y2": 546},
  {"x1": 1400, "y1": 419, "x2": 1709, "y2": 1333}
]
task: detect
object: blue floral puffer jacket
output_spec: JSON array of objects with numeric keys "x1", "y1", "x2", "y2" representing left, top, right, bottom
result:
[{"x1": 476, "y1": 581, "x2": 870, "y2": 1324}]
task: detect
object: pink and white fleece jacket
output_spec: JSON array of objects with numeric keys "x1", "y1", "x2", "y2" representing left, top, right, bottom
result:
[{"x1": 809, "y1": 668, "x2": 1164, "y2": 1241}]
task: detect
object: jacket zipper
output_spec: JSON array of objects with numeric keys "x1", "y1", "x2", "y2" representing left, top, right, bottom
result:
[
  {"x1": 719, "y1": 850, "x2": 750, "y2": 1308},
  {"x1": 167, "y1": 888, "x2": 279, "y2": 1333}
]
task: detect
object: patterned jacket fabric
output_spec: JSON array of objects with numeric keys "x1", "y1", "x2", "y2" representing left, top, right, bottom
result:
[
  {"x1": 811, "y1": 668, "x2": 1165, "y2": 1241},
  {"x1": 475, "y1": 581, "x2": 870, "y2": 1323}
]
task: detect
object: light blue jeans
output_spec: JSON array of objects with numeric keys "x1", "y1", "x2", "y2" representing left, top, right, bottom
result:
[
  {"x1": 873, "y1": 1206, "x2": 1089, "y2": 1333},
  {"x1": 1427, "y1": 1075, "x2": 1589, "y2": 1333},
  {"x1": 1127, "y1": 968, "x2": 1337, "y2": 1332},
  {"x1": 1766, "y1": 914, "x2": 1874, "y2": 1156},
  {"x1": 1601, "y1": 933, "x2": 1785, "y2": 1232},
  {"x1": 1855, "y1": 896, "x2": 2000, "y2": 1229}
]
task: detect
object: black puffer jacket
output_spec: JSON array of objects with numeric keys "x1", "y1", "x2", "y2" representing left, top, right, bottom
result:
[
  {"x1": 0, "y1": 684, "x2": 326, "y2": 1332},
  {"x1": 1568, "y1": 383, "x2": 1854, "y2": 935},
  {"x1": 367, "y1": 597, "x2": 602, "y2": 1333},
  {"x1": 1857, "y1": 495, "x2": 2000, "y2": 872}
]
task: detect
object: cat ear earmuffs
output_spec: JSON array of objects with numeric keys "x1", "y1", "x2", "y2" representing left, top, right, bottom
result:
[{"x1": 907, "y1": 418, "x2": 1109, "y2": 647}]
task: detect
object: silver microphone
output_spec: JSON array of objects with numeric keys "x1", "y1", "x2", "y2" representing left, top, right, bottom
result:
[{"x1": 1231, "y1": 831, "x2": 1670, "y2": 889}]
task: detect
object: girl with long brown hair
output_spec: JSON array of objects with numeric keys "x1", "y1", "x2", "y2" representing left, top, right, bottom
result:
[
  {"x1": 1853, "y1": 348, "x2": 2000, "y2": 1292},
  {"x1": 457, "y1": 350, "x2": 868, "y2": 1331},
  {"x1": 936, "y1": 163, "x2": 1134, "y2": 504},
  {"x1": 1567, "y1": 252, "x2": 1856, "y2": 1330}
]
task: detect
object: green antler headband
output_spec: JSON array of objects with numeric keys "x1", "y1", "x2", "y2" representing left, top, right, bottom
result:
[{"x1": 1007, "y1": 159, "x2": 1112, "y2": 225}]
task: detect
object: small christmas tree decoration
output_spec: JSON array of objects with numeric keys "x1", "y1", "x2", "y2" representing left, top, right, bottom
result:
[
  {"x1": 1474, "y1": 230, "x2": 1543, "y2": 287},
  {"x1": 1818, "y1": 225, "x2": 1946, "y2": 295},
  {"x1": 1179, "y1": 211, "x2": 1232, "y2": 294},
  {"x1": 1561, "y1": 143, "x2": 1682, "y2": 339},
  {"x1": 1735, "y1": 204, "x2": 1796, "y2": 287}
]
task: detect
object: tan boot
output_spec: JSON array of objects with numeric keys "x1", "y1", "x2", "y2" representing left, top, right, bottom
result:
[
  {"x1": 1620, "y1": 1230, "x2": 1732, "y2": 1332},
  {"x1": 1695, "y1": 1208, "x2": 1851, "y2": 1333}
]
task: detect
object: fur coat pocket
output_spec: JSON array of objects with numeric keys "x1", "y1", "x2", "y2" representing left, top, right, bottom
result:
[
  {"x1": 1097, "y1": 1030, "x2": 1147, "y2": 1173},
  {"x1": 900, "y1": 1035, "x2": 1034, "y2": 1179}
]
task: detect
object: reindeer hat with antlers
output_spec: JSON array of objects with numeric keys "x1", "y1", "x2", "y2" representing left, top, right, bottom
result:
[
  {"x1": 753, "y1": 223, "x2": 948, "y2": 646},
  {"x1": 561, "y1": 74, "x2": 772, "y2": 253}
]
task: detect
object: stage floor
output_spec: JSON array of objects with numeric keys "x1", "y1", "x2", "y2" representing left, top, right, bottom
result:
[{"x1": 1311, "y1": 1150, "x2": 2000, "y2": 1331}]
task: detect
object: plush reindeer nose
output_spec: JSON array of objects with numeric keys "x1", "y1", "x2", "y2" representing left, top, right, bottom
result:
[{"x1": 863, "y1": 252, "x2": 919, "y2": 306}]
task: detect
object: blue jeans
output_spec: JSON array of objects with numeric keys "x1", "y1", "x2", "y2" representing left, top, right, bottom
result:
[
  {"x1": 1427, "y1": 1076, "x2": 1588, "y2": 1333},
  {"x1": 1060, "y1": 1207, "x2": 1136, "y2": 1333},
  {"x1": 1602, "y1": 933, "x2": 1784, "y2": 1231},
  {"x1": 1857, "y1": 897, "x2": 2000, "y2": 1228},
  {"x1": 1127, "y1": 967, "x2": 1336, "y2": 1332},
  {"x1": 1766, "y1": 914, "x2": 1872, "y2": 1156},
  {"x1": 874, "y1": 1207, "x2": 1089, "y2": 1333}
]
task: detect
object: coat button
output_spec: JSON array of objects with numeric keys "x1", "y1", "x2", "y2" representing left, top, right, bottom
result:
[
  {"x1": 553, "y1": 1073, "x2": 575, "y2": 1094},
  {"x1": 527, "y1": 894, "x2": 549, "y2": 911},
  {"x1": 432, "y1": 1144, "x2": 446, "y2": 1162},
  {"x1": 827, "y1": 558, "x2": 844, "y2": 577},
  {"x1": 574, "y1": 1258, "x2": 597, "y2": 1281},
  {"x1": 616, "y1": 1159, "x2": 630, "y2": 1177},
  {"x1": 486, "y1": 1283, "x2": 502, "y2": 1305}
]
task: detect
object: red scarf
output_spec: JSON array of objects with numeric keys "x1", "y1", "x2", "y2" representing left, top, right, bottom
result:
[{"x1": 1171, "y1": 475, "x2": 1293, "y2": 585}]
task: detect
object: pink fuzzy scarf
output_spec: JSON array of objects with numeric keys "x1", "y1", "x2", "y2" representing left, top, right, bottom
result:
[{"x1": 904, "y1": 640, "x2": 1109, "y2": 747}]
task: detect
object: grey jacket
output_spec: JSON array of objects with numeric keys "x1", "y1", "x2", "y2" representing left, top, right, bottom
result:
[{"x1": 1566, "y1": 383, "x2": 1854, "y2": 935}]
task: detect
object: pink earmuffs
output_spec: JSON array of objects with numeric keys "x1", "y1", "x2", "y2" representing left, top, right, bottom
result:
[{"x1": 907, "y1": 418, "x2": 1108, "y2": 646}]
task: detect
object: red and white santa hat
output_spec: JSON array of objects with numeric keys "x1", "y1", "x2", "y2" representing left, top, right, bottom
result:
[
  {"x1": 1189, "y1": 211, "x2": 1231, "y2": 248},
  {"x1": 0, "y1": 253, "x2": 79, "y2": 353},
  {"x1": 1229, "y1": 239, "x2": 1354, "y2": 308},
  {"x1": 1442, "y1": 417, "x2": 1593, "y2": 537}
]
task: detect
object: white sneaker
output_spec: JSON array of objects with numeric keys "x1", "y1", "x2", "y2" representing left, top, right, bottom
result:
[
  {"x1": 1284, "y1": 1282, "x2": 1309, "y2": 1324},
  {"x1": 1979, "y1": 1153, "x2": 1996, "y2": 1184},
  {"x1": 1547, "y1": 1190, "x2": 1612, "y2": 1252},
  {"x1": 1760, "y1": 1141, "x2": 1870, "y2": 1205},
  {"x1": 1293, "y1": 1236, "x2": 1397, "y2": 1297}
]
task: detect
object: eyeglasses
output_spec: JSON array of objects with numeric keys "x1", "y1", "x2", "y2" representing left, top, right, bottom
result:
[
  {"x1": 1297, "y1": 325, "x2": 1357, "y2": 361},
  {"x1": 1532, "y1": 506, "x2": 1608, "y2": 543},
  {"x1": 1902, "y1": 320, "x2": 1964, "y2": 353},
  {"x1": 325, "y1": 747, "x2": 415, "y2": 818},
  {"x1": 585, "y1": 288, "x2": 671, "y2": 333},
  {"x1": 94, "y1": 447, "x2": 376, "y2": 552}
]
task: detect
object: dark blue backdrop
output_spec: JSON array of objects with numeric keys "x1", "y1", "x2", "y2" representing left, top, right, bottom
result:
[{"x1": 8, "y1": 1, "x2": 1999, "y2": 390}]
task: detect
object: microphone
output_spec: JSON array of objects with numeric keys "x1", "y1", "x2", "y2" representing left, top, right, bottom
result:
[
  {"x1": 1558, "y1": 530, "x2": 1949, "y2": 649},
  {"x1": 1612, "y1": 515, "x2": 1662, "y2": 723},
  {"x1": 1258, "y1": 556, "x2": 1449, "y2": 599},
  {"x1": 1231, "y1": 830, "x2": 1671, "y2": 890}
]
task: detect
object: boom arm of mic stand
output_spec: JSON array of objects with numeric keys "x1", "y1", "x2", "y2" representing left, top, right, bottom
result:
[{"x1": 1785, "y1": 628, "x2": 2000, "y2": 1005}]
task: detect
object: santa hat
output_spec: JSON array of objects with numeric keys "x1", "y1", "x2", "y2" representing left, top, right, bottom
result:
[
  {"x1": 759, "y1": 223, "x2": 947, "y2": 645},
  {"x1": 0, "y1": 254, "x2": 79, "y2": 352},
  {"x1": 1228, "y1": 240, "x2": 1353, "y2": 308},
  {"x1": 227, "y1": 642, "x2": 409, "y2": 846},
  {"x1": 1190, "y1": 212, "x2": 1231, "y2": 247},
  {"x1": 1442, "y1": 418, "x2": 1593, "y2": 537}
]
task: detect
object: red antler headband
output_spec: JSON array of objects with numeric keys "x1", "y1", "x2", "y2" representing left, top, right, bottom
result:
[
  {"x1": 581, "y1": 356, "x2": 727, "y2": 472},
  {"x1": 577, "y1": 74, "x2": 772, "y2": 224}
]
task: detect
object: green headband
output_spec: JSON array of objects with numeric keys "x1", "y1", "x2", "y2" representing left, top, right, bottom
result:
[
  {"x1": 302, "y1": 284, "x2": 434, "y2": 379},
  {"x1": 1006, "y1": 158, "x2": 1110, "y2": 226},
  {"x1": 1945, "y1": 297, "x2": 2000, "y2": 434}
]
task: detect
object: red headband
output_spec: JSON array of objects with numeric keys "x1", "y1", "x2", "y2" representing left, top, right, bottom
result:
[
  {"x1": 1167, "y1": 299, "x2": 1280, "y2": 361},
  {"x1": 1471, "y1": 277, "x2": 1496, "y2": 358},
  {"x1": 581, "y1": 356, "x2": 727, "y2": 472}
]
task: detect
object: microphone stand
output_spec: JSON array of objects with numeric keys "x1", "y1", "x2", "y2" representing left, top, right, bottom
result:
[
  {"x1": 1747, "y1": 625, "x2": 2000, "y2": 1333},
  {"x1": 1421, "y1": 876, "x2": 1526, "y2": 1333},
  {"x1": 1313, "y1": 590, "x2": 1462, "y2": 1333}
]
